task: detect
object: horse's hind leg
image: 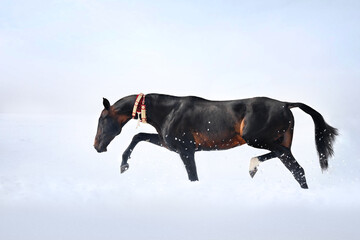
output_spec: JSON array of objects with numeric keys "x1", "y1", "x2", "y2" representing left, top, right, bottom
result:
[
  {"x1": 273, "y1": 146, "x2": 308, "y2": 189},
  {"x1": 249, "y1": 152, "x2": 277, "y2": 178}
]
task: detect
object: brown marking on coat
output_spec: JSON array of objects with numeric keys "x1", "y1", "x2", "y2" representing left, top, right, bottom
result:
[
  {"x1": 239, "y1": 118, "x2": 246, "y2": 136},
  {"x1": 192, "y1": 132, "x2": 246, "y2": 150},
  {"x1": 281, "y1": 126, "x2": 294, "y2": 148},
  {"x1": 117, "y1": 114, "x2": 131, "y2": 126},
  {"x1": 105, "y1": 106, "x2": 131, "y2": 126}
]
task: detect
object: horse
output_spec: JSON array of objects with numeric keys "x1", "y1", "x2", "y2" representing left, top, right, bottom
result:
[{"x1": 94, "y1": 93, "x2": 338, "y2": 189}]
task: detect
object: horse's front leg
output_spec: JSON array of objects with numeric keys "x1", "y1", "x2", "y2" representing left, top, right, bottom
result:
[
  {"x1": 179, "y1": 150, "x2": 199, "y2": 181},
  {"x1": 121, "y1": 133, "x2": 162, "y2": 173}
]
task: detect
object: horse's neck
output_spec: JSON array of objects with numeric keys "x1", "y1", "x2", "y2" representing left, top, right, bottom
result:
[
  {"x1": 113, "y1": 94, "x2": 179, "y2": 131},
  {"x1": 146, "y1": 94, "x2": 180, "y2": 129},
  {"x1": 113, "y1": 95, "x2": 137, "y2": 116}
]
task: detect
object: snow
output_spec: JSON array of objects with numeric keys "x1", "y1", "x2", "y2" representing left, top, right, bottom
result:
[{"x1": 1, "y1": 113, "x2": 359, "y2": 240}]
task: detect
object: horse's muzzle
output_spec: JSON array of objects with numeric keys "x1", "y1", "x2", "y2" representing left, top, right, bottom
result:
[{"x1": 94, "y1": 144, "x2": 107, "y2": 153}]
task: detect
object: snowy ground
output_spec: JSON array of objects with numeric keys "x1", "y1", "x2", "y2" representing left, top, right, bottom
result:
[{"x1": 0, "y1": 112, "x2": 359, "y2": 240}]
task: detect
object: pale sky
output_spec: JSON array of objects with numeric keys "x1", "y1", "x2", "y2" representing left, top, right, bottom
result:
[{"x1": 1, "y1": 0, "x2": 359, "y2": 116}]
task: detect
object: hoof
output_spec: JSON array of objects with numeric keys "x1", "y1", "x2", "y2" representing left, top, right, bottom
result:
[
  {"x1": 249, "y1": 169, "x2": 258, "y2": 178},
  {"x1": 301, "y1": 182, "x2": 309, "y2": 189},
  {"x1": 249, "y1": 157, "x2": 260, "y2": 178},
  {"x1": 120, "y1": 163, "x2": 129, "y2": 174},
  {"x1": 188, "y1": 175, "x2": 199, "y2": 182},
  {"x1": 189, "y1": 178, "x2": 199, "y2": 182}
]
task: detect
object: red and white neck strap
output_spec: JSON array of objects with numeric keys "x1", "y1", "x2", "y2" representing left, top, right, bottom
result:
[{"x1": 132, "y1": 93, "x2": 147, "y2": 125}]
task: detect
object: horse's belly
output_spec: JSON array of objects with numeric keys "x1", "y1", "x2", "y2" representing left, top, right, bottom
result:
[{"x1": 192, "y1": 131, "x2": 246, "y2": 150}]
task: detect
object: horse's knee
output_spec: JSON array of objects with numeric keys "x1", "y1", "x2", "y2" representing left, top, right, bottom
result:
[
  {"x1": 122, "y1": 134, "x2": 144, "y2": 161},
  {"x1": 132, "y1": 133, "x2": 144, "y2": 142}
]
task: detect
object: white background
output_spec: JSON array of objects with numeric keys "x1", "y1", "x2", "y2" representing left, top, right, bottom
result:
[{"x1": 1, "y1": 1, "x2": 360, "y2": 239}]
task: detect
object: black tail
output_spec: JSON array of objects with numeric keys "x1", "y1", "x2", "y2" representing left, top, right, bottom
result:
[{"x1": 288, "y1": 102, "x2": 338, "y2": 171}]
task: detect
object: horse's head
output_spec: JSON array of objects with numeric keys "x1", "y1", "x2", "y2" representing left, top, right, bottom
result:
[{"x1": 94, "y1": 98, "x2": 129, "y2": 153}]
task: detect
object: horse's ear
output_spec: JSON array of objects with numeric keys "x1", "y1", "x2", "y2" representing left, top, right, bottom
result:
[{"x1": 103, "y1": 98, "x2": 111, "y2": 110}]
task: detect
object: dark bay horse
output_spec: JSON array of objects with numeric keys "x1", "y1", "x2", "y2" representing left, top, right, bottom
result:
[{"x1": 94, "y1": 93, "x2": 338, "y2": 189}]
